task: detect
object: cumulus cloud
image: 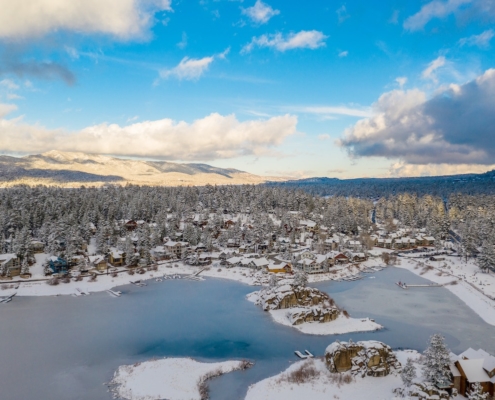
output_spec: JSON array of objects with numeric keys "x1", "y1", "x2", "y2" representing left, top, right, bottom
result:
[
  {"x1": 318, "y1": 134, "x2": 330, "y2": 140},
  {"x1": 339, "y1": 69, "x2": 495, "y2": 166},
  {"x1": 241, "y1": 30, "x2": 327, "y2": 53},
  {"x1": 459, "y1": 29, "x2": 494, "y2": 48},
  {"x1": 338, "y1": 50, "x2": 348, "y2": 57},
  {"x1": 0, "y1": 110, "x2": 298, "y2": 161},
  {"x1": 242, "y1": 0, "x2": 280, "y2": 24},
  {"x1": 158, "y1": 56, "x2": 215, "y2": 81},
  {"x1": 0, "y1": 0, "x2": 172, "y2": 40}
]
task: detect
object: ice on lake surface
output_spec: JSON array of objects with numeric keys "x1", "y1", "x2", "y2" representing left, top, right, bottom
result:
[{"x1": 1, "y1": 267, "x2": 494, "y2": 400}]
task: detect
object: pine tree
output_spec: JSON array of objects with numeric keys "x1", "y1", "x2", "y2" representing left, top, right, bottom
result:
[
  {"x1": 268, "y1": 274, "x2": 278, "y2": 287},
  {"x1": 401, "y1": 358, "x2": 416, "y2": 388},
  {"x1": 294, "y1": 270, "x2": 308, "y2": 287},
  {"x1": 468, "y1": 382, "x2": 488, "y2": 400},
  {"x1": 423, "y1": 334, "x2": 452, "y2": 388},
  {"x1": 477, "y1": 241, "x2": 495, "y2": 272}
]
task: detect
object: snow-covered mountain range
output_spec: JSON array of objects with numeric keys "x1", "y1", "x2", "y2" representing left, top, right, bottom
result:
[{"x1": 0, "y1": 151, "x2": 285, "y2": 187}]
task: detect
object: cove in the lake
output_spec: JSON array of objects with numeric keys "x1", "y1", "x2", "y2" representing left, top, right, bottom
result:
[{"x1": 1, "y1": 267, "x2": 494, "y2": 400}]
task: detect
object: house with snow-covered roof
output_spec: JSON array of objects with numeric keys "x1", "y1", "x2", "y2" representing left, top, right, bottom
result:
[
  {"x1": 451, "y1": 347, "x2": 495, "y2": 397},
  {"x1": 0, "y1": 254, "x2": 20, "y2": 277}
]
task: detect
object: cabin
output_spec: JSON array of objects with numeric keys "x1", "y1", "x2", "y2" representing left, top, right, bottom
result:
[
  {"x1": 297, "y1": 254, "x2": 328, "y2": 274},
  {"x1": 163, "y1": 240, "x2": 189, "y2": 259},
  {"x1": 346, "y1": 240, "x2": 361, "y2": 251},
  {"x1": 0, "y1": 254, "x2": 20, "y2": 277},
  {"x1": 109, "y1": 249, "x2": 125, "y2": 266},
  {"x1": 248, "y1": 257, "x2": 269, "y2": 270},
  {"x1": 48, "y1": 256, "x2": 68, "y2": 275},
  {"x1": 89, "y1": 255, "x2": 107, "y2": 272},
  {"x1": 351, "y1": 252, "x2": 368, "y2": 263},
  {"x1": 29, "y1": 240, "x2": 45, "y2": 253},
  {"x1": 451, "y1": 348, "x2": 495, "y2": 397},
  {"x1": 122, "y1": 220, "x2": 138, "y2": 231},
  {"x1": 328, "y1": 251, "x2": 349, "y2": 265},
  {"x1": 267, "y1": 261, "x2": 292, "y2": 274}
]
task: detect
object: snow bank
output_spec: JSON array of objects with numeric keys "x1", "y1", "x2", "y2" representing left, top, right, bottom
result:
[
  {"x1": 246, "y1": 350, "x2": 419, "y2": 400},
  {"x1": 269, "y1": 309, "x2": 382, "y2": 335},
  {"x1": 109, "y1": 357, "x2": 249, "y2": 400}
]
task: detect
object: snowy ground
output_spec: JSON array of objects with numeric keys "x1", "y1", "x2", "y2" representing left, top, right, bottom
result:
[
  {"x1": 245, "y1": 350, "x2": 420, "y2": 400},
  {"x1": 109, "y1": 357, "x2": 248, "y2": 400},
  {"x1": 396, "y1": 255, "x2": 495, "y2": 326},
  {"x1": 268, "y1": 309, "x2": 382, "y2": 335}
]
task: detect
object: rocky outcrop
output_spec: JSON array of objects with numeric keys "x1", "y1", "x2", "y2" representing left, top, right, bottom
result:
[
  {"x1": 256, "y1": 284, "x2": 335, "y2": 311},
  {"x1": 288, "y1": 307, "x2": 339, "y2": 325},
  {"x1": 325, "y1": 340, "x2": 401, "y2": 377},
  {"x1": 394, "y1": 383, "x2": 450, "y2": 399},
  {"x1": 251, "y1": 284, "x2": 341, "y2": 326}
]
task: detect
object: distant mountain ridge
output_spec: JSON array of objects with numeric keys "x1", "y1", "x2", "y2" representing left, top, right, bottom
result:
[{"x1": 0, "y1": 151, "x2": 285, "y2": 187}]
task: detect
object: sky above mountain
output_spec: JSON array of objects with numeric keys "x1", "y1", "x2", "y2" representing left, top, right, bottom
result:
[{"x1": 0, "y1": 0, "x2": 494, "y2": 179}]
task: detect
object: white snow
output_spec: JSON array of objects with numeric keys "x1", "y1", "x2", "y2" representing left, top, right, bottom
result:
[
  {"x1": 245, "y1": 350, "x2": 420, "y2": 400},
  {"x1": 268, "y1": 309, "x2": 383, "y2": 335},
  {"x1": 110, "y1": 357, "x2": 246, "y2": 400}
]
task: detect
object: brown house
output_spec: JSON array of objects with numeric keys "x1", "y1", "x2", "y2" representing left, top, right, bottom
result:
[{"x1": 451, "y1": 348, "x2": 495, "y2": 397}]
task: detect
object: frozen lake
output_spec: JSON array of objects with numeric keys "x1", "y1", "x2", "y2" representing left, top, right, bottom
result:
[{"x1": 1, "y1": 267, "x2": 494, "y2": 400}]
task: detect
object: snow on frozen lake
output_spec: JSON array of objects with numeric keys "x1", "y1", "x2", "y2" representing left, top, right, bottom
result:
[{"x1": 0, "y1": 269, "x2": 495, "y2": 400}]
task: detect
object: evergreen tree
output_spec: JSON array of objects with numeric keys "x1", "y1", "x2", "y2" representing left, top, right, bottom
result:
[
  {"x1": 268, "y1": 274, "x2": 278, "y2": 287},
  {"x1": 401, "y1": 358, "x2": 416, "y2": 388},
  {"x1": 477, "y1": 241, "x2": 495, "y2": 272},
  {"x1": 294, "y1": 270, "x2": 308, "y2": 287},
  {"x1": 423, "y1": 334, "x2": 452, "y2": 388},
  {"x1": 468, "y1": 382, "x2": 488, "y2": 400}
]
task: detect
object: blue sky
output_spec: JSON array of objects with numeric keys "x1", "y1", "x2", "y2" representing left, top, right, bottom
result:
[{"x1": 1, "y1": 0, "x2": 495, "y2": 178}]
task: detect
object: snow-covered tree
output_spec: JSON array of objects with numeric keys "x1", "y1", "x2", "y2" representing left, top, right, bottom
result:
[
  {"x1": 268, "y1": 274, "x2": 278, "y2": 287},
  {"x1": 477, "y1": 241, "x2": 495, "y2": 273},
  {"x1": 423, "y1": 334, "x2": 452, "y2": 388},
  {"x1": 468, "y1": 382, "x2": 488, "y2": 400},
  {"x1": 293, "y1": 270, "x2": 308, "y2": 287},
  {"x1": 401, "y1": 358, "x2": 416, "y2": 388}
]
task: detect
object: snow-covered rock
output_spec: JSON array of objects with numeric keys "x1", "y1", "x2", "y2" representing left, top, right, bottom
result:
[{"x1": 325, "y1": 340, "x2": 401, "y2": 377}]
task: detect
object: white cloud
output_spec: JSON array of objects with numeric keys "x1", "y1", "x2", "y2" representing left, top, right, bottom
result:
[
  {"x1": 0, "y1": 0, "x2": 172, "y2": 40},
  {"x1": 0, "y1": 109, "x2": 298, "y2": 161},
  {"x1": 177, "y1": 32, "x2": 188, "y2": 49},
  {"x1": 422, "y1": 56, "x2": 446, "y2": 82},
  {"x1": 403, "y1": 0, "x2": 471, "y2": 31},
  {"x1": 395, "y1": 77, "x2": 408, "y2": 87},
  {"x1": 459, "y1": 29, "x2": 494, "y2": 48},
  {"x1": 336, "y1": 5, "x2": 350, "y2": 23},
  {"x1": 241, "y1": 30, "x2": 328, "y2": 53},
  {"x1": 338, "y1": 50, "x2": 348, "y2": 57},
  {"x1": 318, "y1": 134, "x2": 330, "y2": 140},
  {"x1": 159, "y1": 56, "x2": 215, "y2": 81},
  {"x1": 388, "y1": 161, "x2": 495, "y2": 177},
  {"x1": 0, "y1": 79, "x2": 20, "y2": 90},
  {"x1": 242, "y1": 0, "x2": 280, "y2": 24},
  {"x1": 0, "y1": 103, "x2": 17, "y2": 117},
  {"x1": 339, "y1": 69, "x2": 495, "y2": 166},
  {"x1": 292, "y1": 105, "x2": 372, "y2": 118}
]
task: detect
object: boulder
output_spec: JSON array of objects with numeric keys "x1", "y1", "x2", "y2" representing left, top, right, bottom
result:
[{"x1": 325, "y1": 340, "x2": 401, "y2": 377}]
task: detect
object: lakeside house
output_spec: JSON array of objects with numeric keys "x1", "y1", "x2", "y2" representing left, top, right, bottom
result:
[
  {"x1": 0, "y1": 254, "x2": 20, "y2": 277},
  {"x1": 450, "y1": 348, "x2": 495, "y2": 397}
]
